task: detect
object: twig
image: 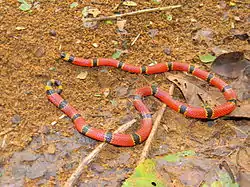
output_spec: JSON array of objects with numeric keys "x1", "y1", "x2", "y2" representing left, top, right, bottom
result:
[
  {"x1": 84, "y1": 5, "x2": 182, "y2": 22},
  {"x1": 51, "y1": 114, "x2": 66, "y2": 126},
  {"x1": 0, "y1": 128, "x2": 13, "y2": 136},
  {"x1": 112, "y1": 3, "x2": 121, "y2": 11},
  {"x1": 219, "y1": 160, "x2": 236, "y2": 183},
  {"x1": 1, "y1": 135, "x2": 7, "y2": 148},
  {"x1": 163, "y1": 124, "x2": 169, "y2": 133},
  {"x1": 139, "y1": 104, "x2": 166, "y2": 164},
  {"x1": 226, "y1": 124, "x2": 249, "y2": 136},
  {"x1": 138, "y1": 84, "x2": 175, "y2": 164},
  {"x1": 131, "y1": 33, "x2": 141, "y2": 46},
  {"x1": 64, "y1": 119, "x2": 137, "y2": 187}
]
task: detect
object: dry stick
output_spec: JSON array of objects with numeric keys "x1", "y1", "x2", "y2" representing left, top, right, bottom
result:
[
  {"x1": 163, "y1": 124, "x2": 169, "y2": 133},
  {"x1": 51, "y1": 114, "x2": 66, "y2": 126},
  {"x1": 131, "y1": 33, "x2": 141, "y2": 46},
  {"x1": 84, "y1": 5, "x2": 182, "y2": 22},
  {"x1": 64, "y1": 119, "x2": 137, "y2": 187},
  {"x1": 138, "y1": 84, "x2": 175, "y2": 164},
  {"x1": 1, "y1": 135, "x2": 7, "y2": 148}
]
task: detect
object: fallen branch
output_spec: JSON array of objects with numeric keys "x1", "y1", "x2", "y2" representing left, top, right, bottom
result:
[
  {"x1": 84, "y1": 5, "x2": 182, "y2": 22},
  {"x1": 64, "y1": 119, "x2": 137, "y2": 187},
  {"x1": 138, "y1": 104, "x2": 166, "y2": 164},
  {"x1": 138, "y1": 84, "x2": 174, "y2": 164}
]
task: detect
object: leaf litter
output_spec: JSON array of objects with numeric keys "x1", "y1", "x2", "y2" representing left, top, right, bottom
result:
[
  {"x1": 124, "y1": 151, "x2": 241, "y2": 187},
  {"x1": 211, "y1": 52, "x2": 250, "y2": 79},
  {"x1": 1, "y1": 0, "x2": 250, "y2": 186}
]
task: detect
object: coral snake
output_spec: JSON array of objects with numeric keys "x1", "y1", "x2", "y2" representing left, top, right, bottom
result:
[{"x1": 45, "y1": 52, "x2": 237, "y2": 147}]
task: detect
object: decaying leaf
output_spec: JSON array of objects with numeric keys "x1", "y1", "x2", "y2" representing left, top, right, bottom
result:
[
  {"x1": 212, "y1": 46, "x2": 229, "y2": 56},
  {"x1": 83, "y1": 20, "x2": 98, "y2": 28},
  {"x1": 124, "y1": 150, "x2": 240, "y2": 186},
  {"x1": 167, "y1": 74, "x2": 219, "y2": 107},
  {"x1": 192, "y1": 28, "x2": 214, "y2": 44},
  {"x1": 167, "y1": 74, "x2": 250, "y2": 118},
  {"x1": 234, "y1": 33, "x2": 249, "y2": 41},
  {"x1": 76, "y1": 71, "x2": 88, "y2": 80},
  {"x1": 122, "y1": 1, "x2": 137, "y2": 7},
  {"x1": 117, "y1": 19, "x2": 127, "y2": 32},
  {"x1": 82, "y1": 6, "x2": 100, "y2": 28},
  {"x1": 82, "y1": 6, "x2": 101, "y2": 18},
  {"x1": 88, "y1": 7, "x2": 101, "y2": 18},
  {"x1": 103, "y1": 88, "x2": 110, "y2": 97},
  {"x1": 231, "y1": 65, "x2": 250, "y2": 101},
  {"x1": 115, "y1": 86, "x2": 128, "y2": 97},
  {"x1": 227, "y1": 104, "x2": 250, "y2": 118},
  {"x1": 82, "y1": 7, "x2": 89, "y2": 17},
  {"x1": 148, "y1": 29, "x2": 158, "y2": 38},
  {"x1": 211, "y1": 52, "x2": 250, "y2": 78}
]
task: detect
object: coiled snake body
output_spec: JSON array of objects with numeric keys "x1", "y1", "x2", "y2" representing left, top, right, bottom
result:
[{"x1": 45, "y1": 53, "x2": 237, "y2": 146}]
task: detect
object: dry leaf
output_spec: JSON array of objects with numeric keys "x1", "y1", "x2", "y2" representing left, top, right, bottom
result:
[
  {"x1": 103, "y1": 88, "x2": 110, "y2": 97},
  {"x1": 122, "y1": 1, "x2": 137, "y2": 6},
  {"x1": 77, "y1": 71, "x2": 88, "y2": 80},
  {"x1": 211, "y1": 52, "x2": 250, "y2": 78},
  {"x1": 117, "y1": 19, "x2": 127, "y2": 31},
  {"x1": 192, "y1": 28, "x2": 214, "y2": 45},
  {"x1": 47, "y1": 143, "x2": 56, "y2": 154},
  {"x1": 231, "y1": 65, "x2": 250, "y2": 101},
  {"x1": 167, "y1": 74, "x2": 218, "y2": 107},
  {"x1": 88, "y1": 8, "x2": 101, "y2": 18},
  {"x1": 83, "y1": 20, "x2": 98, "y2": 28},
  {"x1": 168, "y1": 74, "x2": 250, "y2": 118},
  {"x1": 228, "y1": 104, "x2": 250, "y2": 118}
]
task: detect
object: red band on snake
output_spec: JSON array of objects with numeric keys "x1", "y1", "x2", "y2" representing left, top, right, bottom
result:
[{"x1": 45, "y1": 52, "x2": 237, "y2": 147}]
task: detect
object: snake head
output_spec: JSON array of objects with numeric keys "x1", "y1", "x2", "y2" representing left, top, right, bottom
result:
[
  {"x1": 60, "y1": 52, "x2": 74, "y2": 62},
  {"x1": 45, "y1": 79, "x2": 63, "y2": 95}
]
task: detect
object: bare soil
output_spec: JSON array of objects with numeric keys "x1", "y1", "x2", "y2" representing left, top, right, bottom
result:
[{"x1": 0, "y1": 0, "x2": 249, "y2": 186}]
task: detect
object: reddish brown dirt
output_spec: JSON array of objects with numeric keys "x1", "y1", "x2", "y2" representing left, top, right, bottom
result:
[{"x1": 0, "y1": 0, "x2": 249, "y2": 186}]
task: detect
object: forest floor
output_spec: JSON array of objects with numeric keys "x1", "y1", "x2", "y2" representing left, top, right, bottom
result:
[{"x1": 0, "y1": 0, "x2": 249, "y2": 186}]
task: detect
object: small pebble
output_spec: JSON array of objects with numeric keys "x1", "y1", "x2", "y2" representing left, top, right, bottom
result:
[
  {"x1": 90, "y1": 163, "x2": 104, "y2": 173},
  {"x1": 34, "y1": 47, "x2": 45, "y2": 58},
  {"x1": 11, "y1": 114, "x2": 21, "y2": 125},
  {"x1": 49, "y1": 30, "x2": 56, "y2": 36},
  {"x1": 92, "y1": 43, "x2": 99, "y2": 48},
  {"x1": 163, "y1": 48, "x2": 171, "y2": 55}
]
